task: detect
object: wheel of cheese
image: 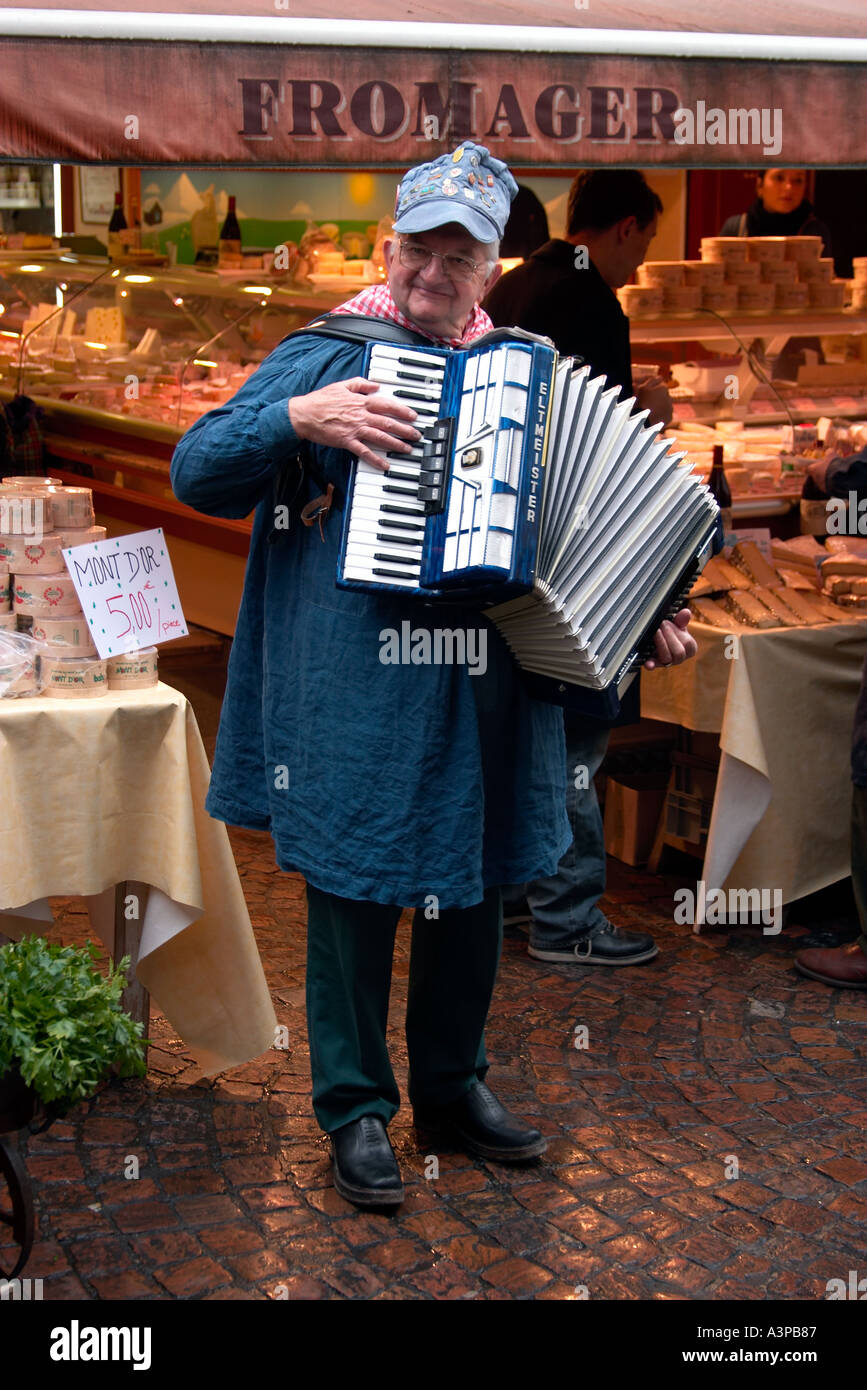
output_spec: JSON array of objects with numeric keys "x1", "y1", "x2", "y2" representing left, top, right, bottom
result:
[
  {"x1": 783, "y1": 236, "x2": 823, "y2": 263},
  {"x1": 744, "y1": 236, "x2": 787, "y2": 263},
  {"x1": 616, "y1": 285, "x2": 663, "y2": 317},
  {"x1": 47, "y1": 487, "x2": 95, "y2": 530},
  {"x1": 760, "y1": 261, "x2": 798, "y2": 285},
  {"x1": 852, "y1": 285, "x2": 867, "y2": 311},
  {"x1": 724, "y1": 261, "x2": 761, "y2": 286},
  {"x1": 2, "y1": 476, "x2": 63, "y2": 489},
  {"x1": 808, "y1": 282, "x2": 846, "y2": 308},
  {"x1": 14, "y1": 572, "x2": 82, "y2": 616},
  {"x1": 60, "y1": 525, "x2": 107, "y2": 549},
  {"x1": 700, "y1": 237, "x2": 749, "y2": 264},
  {"x1": 662, "y1": 285, "x2": 701, "y2": 313},
  {"x1": 0, "y1": 492, "x2": 54, "y2": 536},
  {"x1": 636, "y1": 261, "x2": 685, "y2": 288},
  {"x1": 738, "y1": 284, "x2": 775, "y2": 312},
  {"x1": 701, "y1": 288, "x2": 738, "y2": 313},
  {"x1": 107, "y1": 646, "x2": 158, "y2": 689},
  {"x1": 776, "y1": 283, "x2": 809, "y2": 309},
  {"x1": 682, "y1": 260, "x2": 725, "y2": 288},
  {"x1": 797, "y1": 259, "x2": 834, "y2": 284},
  {"x1": 40, "y1": 654, "x2": 107, "y2": 698},
  {"x1": 6, "y1": 533, "x2": 67, "y2": 573},
  {"x1": 30, "y1": 615, "x2": 97, "y2": 656}
]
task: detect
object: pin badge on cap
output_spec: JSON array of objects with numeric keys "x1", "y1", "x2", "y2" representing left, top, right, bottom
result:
[{"x1": 392, "y1": 140, "x2": 519, "y2": 243}]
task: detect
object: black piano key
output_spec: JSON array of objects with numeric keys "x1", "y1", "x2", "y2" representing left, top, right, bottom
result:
[
  {"x1": 396, "y1": 370, "x2": 443, "y2": 384},
  {"x1": 384, "y1": 470, "x2": 420, "y2": 484},
  {"x1": 396, "y1": 355, "x2": 446, "y2": 369},
  {"x1": 382, "y1": 504, "x2": 424, "y2": 516},
  {"x1": 373, "y1": 567, "x2": 421, "y2": 580},
  {"x1": 372, "y1": 544, "x2": 416, "y2": 561},
  {"x1": 379, "y1": 519, "x2": 426, "y2": 532},
  {"x1": 383, "y1": 484, "x2": 419, "y2": 496},
  {"x1": 376, "y1": 532, "x2": 423, "y2": 546},
  {"x1": 386, "y1": 450, "x2": 424, "y2": 461}
]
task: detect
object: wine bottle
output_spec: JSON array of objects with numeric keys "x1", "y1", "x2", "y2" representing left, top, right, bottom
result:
[
  {"x1": 708, "y1": 444, "x2": 733, "y2": 535},
  {"x1": 107, "y1": 191, "x2": 127, "y2": 262},
  {"x1": 800, "y1": 467, "x2": 829, "y2": 535},
  {"x1": 218, "y1": 195, "x2": 242, "y2": 266}
]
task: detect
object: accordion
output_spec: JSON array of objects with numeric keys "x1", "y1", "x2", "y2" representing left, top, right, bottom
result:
[{"x1": 337, "y1": 329, "x2": 719, "y2": 718}]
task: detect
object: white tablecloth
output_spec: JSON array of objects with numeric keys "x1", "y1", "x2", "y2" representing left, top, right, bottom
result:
[
  {"x1": 0, "y1": 682, "x2": 276, "y2": 1075},
  {"x1": 641, "y1": 619, "x2": 867, "y2": 905}
]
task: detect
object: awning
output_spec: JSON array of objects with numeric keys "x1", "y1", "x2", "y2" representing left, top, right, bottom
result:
[{"x1": 0, "y1": 6, "x2": 865, "y2": 168}]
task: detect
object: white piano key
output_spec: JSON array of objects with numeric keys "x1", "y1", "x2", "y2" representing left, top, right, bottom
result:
[{"x1": 343, "y1": 561, "x2": 419, "y2": 588}]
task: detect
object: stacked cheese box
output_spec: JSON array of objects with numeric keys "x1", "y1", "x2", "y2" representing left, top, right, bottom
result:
[
  {"x1": 690, "y1": 538, "x2": 863, "y2": 631},
  {"x1": 620, "y1": 235, "x2": 844, "y2": 318},
  {"x1": 0, "y1": 477, "x2": 158, "y2": 697}
]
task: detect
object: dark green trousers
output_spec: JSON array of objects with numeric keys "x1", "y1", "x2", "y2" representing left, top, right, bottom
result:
[
  {"x1": 851, "y1": 785, "x2": 867, "y2": 953},
  {"x1": 305, "y1": 882, "x2": 503, "y2": 1134}
]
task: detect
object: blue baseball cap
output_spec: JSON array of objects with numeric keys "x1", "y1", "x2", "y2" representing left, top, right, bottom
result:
[{"x1": 393, "y1": 142, "x2": 518, "y2": 245}]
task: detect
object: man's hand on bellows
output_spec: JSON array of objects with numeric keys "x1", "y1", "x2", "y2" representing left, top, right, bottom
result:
[
  {"x1": 644, "y1": 608, "x2": 697, "y2": 670},
  {"x1": 288, "y1": 378, "x2": 422, "y2": 470}
]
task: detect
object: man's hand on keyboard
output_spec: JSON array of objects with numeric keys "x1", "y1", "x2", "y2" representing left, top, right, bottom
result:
[
  {"x1": 644, "y1": 608, "x2": 697, "y2": 670},
  {"x1": 288, "y1": 378, "x2": 422, "y2": 470}
]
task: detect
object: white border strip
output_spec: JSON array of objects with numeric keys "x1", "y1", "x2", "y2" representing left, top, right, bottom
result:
[{"x1": 0, "y1": 10, "x2": 865, "y2": 62}]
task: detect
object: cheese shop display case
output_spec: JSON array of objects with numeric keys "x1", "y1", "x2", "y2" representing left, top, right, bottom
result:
[
  {"x1": 624, "y1": 238, "x2": 867, "y2": 523},
  {"x1": 0, "y1": 251, "x2": 351, "y2": 633}
]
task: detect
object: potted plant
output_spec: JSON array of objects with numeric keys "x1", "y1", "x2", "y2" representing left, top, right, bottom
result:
[{"x1": 0, "y1": 936, "x2": 148, "y2": 1134}]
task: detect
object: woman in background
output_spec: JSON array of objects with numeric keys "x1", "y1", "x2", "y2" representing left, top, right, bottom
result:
[
  {"x1": 720, "y1": 168, "x2": 832, "y2": 255},
  {"x1": 721, "y1": 169, "x2": 832, "y2": 378}
]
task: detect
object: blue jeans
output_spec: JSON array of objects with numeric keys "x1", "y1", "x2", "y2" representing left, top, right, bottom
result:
[{"x1": 504, "y1": 720, "x2": 611, "y2": 950}]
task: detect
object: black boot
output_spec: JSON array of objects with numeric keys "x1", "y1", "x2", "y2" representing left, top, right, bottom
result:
[
  {"x1": 414, "y1": 1081, "x2": 547, "y2": 1162},
  {"x1": 331, "y1": 1115, "x2": 404, "y2": 1209}
]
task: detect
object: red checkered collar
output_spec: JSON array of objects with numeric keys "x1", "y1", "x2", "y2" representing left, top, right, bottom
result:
[{"x1": 330, "y1": 283, "x2": 492, "y2": 347}]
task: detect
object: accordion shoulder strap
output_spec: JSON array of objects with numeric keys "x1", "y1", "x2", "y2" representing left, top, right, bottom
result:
[{"x1": 279, "y1": 312, "x2": 434, "y2": 350}]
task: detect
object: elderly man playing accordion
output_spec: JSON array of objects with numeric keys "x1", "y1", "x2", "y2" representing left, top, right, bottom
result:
[{"x1": 171, "y1": 142, "x2": 696, "y2": 1209}]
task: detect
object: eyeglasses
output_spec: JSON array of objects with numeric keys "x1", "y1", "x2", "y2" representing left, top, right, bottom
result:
[{"x1": 397, "y1": 238, "x2": 488, "y2": 284}]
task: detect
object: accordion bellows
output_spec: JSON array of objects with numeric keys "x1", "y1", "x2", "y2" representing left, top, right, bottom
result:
[
  {"x1": 488, "y1": 359, "x2": 719, "y2": 703},
  {"x1": 337, "y1": 331, "x2": 719, "y2": 717}
]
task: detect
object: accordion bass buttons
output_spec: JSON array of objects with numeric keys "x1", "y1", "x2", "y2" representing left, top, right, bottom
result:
[{"x1": 419, "y1": 417, "x2": 454, "y2": 515}]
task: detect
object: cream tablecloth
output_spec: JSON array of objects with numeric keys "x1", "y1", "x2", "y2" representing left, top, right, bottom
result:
[
  {"x1": 0, "y1": 682, "x2": 276, "y2": 1074},
  {"x1": 641, "y1": 619, "x2": 867, "y2": 904}
]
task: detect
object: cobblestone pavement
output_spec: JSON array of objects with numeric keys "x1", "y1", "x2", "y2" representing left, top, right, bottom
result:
[{"x1": 4, "y1": 839, "x2": 866, "y2": 1301}]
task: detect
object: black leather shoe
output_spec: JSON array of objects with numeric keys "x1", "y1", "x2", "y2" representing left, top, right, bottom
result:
[
  {"x1": 414, "y1": 1081, "x2": 547, "y2": 1162},
  {"x1": 528, "y1": 920, "x2": 658, "y2": 965},
  {"x1": 331, "y1": 1115, "x2": 404, "y2": 1209}
]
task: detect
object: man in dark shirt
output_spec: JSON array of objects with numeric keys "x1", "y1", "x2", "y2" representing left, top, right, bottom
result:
[
  {"x1": 484, "y1": 169, "x2": 684, "y2": 968},
  {"x1": 485, "y1": 168, "x2": 672, "y2": 427}
]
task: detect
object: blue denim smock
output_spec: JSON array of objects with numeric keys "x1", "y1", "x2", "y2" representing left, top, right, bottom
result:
[{"x1": 170, "y1": 331, "x2": 570, "y2": 908}]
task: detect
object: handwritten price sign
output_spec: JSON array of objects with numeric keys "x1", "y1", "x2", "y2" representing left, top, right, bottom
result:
[{"x1": 62, "y1": 527, "x2": 189, "y2": 659}]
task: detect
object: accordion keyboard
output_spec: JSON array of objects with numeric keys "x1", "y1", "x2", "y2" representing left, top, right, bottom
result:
[
  {"x1": 341, "y1": 344, "x2": 449, "y2": 589},
  {"x1": 341, "y1": 340, "x2": 536, "y2": 591}
]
